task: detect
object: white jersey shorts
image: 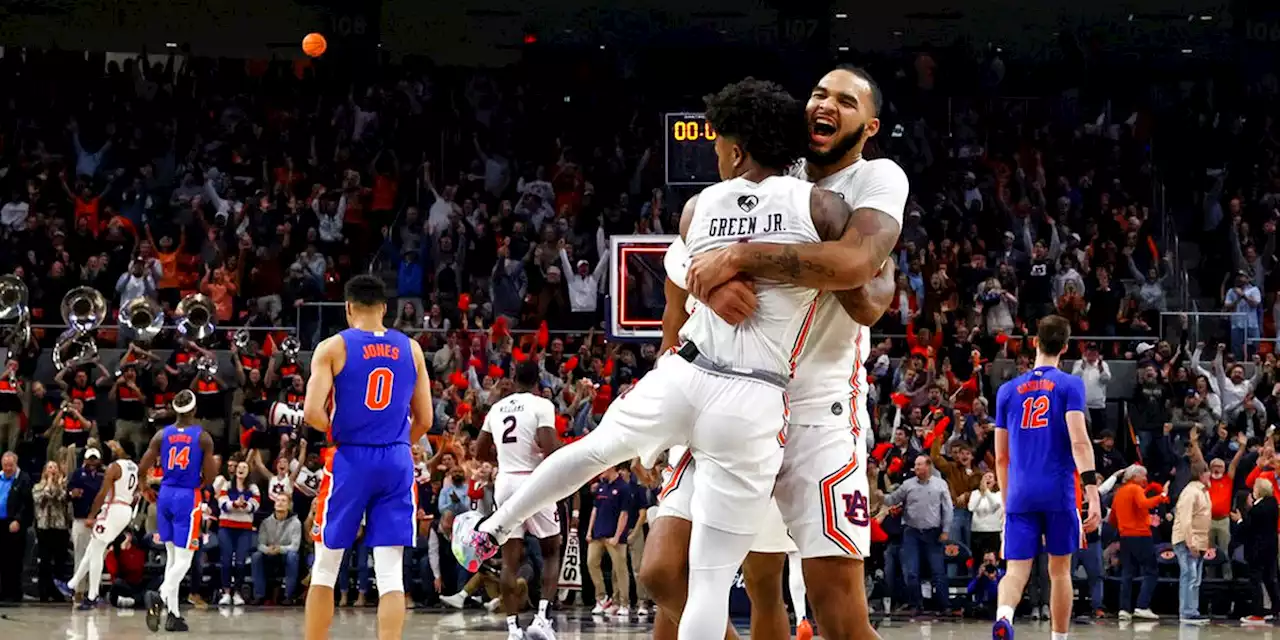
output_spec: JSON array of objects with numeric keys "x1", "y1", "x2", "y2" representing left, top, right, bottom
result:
[
  {"x1": 495, "y1": 472, "x2": 561, "y2": 540},
  {"x1": 773, "y1": 421, "x2": 871, "y2": 559},
  {"x1": 656, "y1": 457, "x2": 797, "y2": 554},
  {"x1": 610, "y1": 354, "x2": 787, "y2": 535},
  {"x1": 92, "y1": 503, "x2": 134, "y2": 543}
]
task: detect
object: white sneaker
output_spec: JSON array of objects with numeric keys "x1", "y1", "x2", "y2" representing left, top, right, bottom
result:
[
  {"x1": 232, "y1": 593, "x2": 245, "y2": 606},
  {"x1": 526, "y1": 616, "x2": 557, "y2": 640},
  {"x1": 614, "y1": 606, "x2": 630, "y2": 618},
  {"x1": 636, "y1": 603, "x2": 651, "y2": 616},
  {"x1": 1030, "y1": 607, "x2": 1041, "y2": 621},
  {"x1": 591, "y1": 598, "x2": 612, "y2": 615},
  {"x1": 217, "y1": 593, "x2": 232, "y2": 606},
  {"x1": 440, "y1": 592, "x2": 469, "y2": 609},
  {"x1": 485, "y1": 597, "x2": 501, "y2": 613},
  {"x1": 1118, "y1": 610, "x2": 1133, "y2": 621},
  {"x1": 506, "y1": 630, "x2": 525, "y2": 640},
  {"x1": 117, "y1": 596, "x2": 135, "y2": 608},
  {"x1": 1039, "y1": 605, "x2": 1050, "y2": 620},
  {"x1": 1133, "y1": 608, "x2": 1159, "y2": 620}
]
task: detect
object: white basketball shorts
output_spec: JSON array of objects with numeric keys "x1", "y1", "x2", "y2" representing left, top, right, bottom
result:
[
  {"x1": 773, "y1": 421, "x2": 871, "y2": 559},
  {"x1": 495, "y1": 472, "x2": 561, "y2": 539},
  {"x1": 656, "y1": 463, "x2": 796, "y2": 554},
  {"x1": 610, "y1": 354, "x2": 787, "y2": 535},
  {"x1": 92, "y1": 503, "x2": 134, "y2": 543}
]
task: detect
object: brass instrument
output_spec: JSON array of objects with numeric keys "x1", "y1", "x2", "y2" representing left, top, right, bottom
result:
[
  {"x1": 232, "y1": 328, "x2": 251, "y2": 349},
  {"x1": 175, "y1": 293, "x2": 215, "y2": 341},
  {"x1": 119, "y1": 297, "x2": 164, "y2": 342},
  {"x1": 53, "y1": 287, "x2": 106, "y2": 371},
  {"x1": 0, "y1": 275, "x2": 30, "y2": 347}
]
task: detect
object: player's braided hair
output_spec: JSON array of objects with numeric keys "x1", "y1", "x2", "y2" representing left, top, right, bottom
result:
[{"x1": 703, "y1": 78, "x2": 807, "y2": 172}]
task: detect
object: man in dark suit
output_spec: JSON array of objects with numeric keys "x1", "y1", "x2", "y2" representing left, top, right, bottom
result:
[
  {"x1": 0, "y1": 451, "x2": 32, "y2": 602},
  {"x1": 1234, "y1": 478, "x2": 1280, "y2": 624}
]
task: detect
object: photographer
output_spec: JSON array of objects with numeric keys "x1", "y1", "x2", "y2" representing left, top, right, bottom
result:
[
  {"x1": 45, "y1": 398, "x2": 96, "y2": 461},
  {"x1": 966, "y1": 551, "x2": 1003, "y2": 617},
  {"x1": 108, "y1": 366, "x2": 147, "y2": 459},
  {"x1": 190, "y1": 356, "x2": 230, "y2": 454},
  {"x1": 0, "y1": 358, "x2": 27, "y2": 453}
]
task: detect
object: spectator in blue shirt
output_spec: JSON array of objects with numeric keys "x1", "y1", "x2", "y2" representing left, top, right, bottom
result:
[
  {"x1": 66, "y1": 449, "x2": 104, "y2": 598},
  {"x1": 620, "y1": 466, "x2": 655, "y2": 614},
  {"x1": 0, "y1": 452, "x2": 32, "y2": 602},
  {"x1": 438, "y1": 469, "x2": 470, "y2": 517},
  {"x1": 586, "y1": 464, "x2": 632, "y2": 615}
]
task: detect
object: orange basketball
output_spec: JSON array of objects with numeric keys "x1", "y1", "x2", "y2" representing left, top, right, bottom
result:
[{"x1": 302, "y1": 33, "x2": 327, "y2": 58}]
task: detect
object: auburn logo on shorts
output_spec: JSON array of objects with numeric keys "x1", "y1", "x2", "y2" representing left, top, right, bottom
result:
[
  {"x1": 95, "y1": 524, "x2": 106, "y2": 535},
  {"x1": 312, "y1": 524, "x2": 321, "y2": 536}
]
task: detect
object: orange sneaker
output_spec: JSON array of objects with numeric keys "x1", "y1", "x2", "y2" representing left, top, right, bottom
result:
[{"x1": 796, "y1": 618, "x2": 814, "y2": 640}]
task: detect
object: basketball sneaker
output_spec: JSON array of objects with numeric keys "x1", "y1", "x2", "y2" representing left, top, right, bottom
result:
[
  {"x1": 993, "y1": 617, "x2": 1014, "y2": 640},
  {"x1": 452, "y1": 511, "x2": 499, "y2": 571},
  {"x1": 526, "y1": 615, "x2": 557, "y2": 640}
]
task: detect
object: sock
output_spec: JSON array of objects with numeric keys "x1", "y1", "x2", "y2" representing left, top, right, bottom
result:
[
  {"x1": 538, "y1": 599, "x2": 550, "y2": 618},
  {"x1": 677, "y1": 523, "x2": 757, "y2": 640},
  {"x1": 787, "y1": 552, "x2": 807, "y2": 621},
  {"x1": 996, "y1": 605, "x2": 1015, "y2": 622},
  {"x1": 85, "y1": 539, "x2": 108, "y2": 600},
  {"x1": 1052, "y1": 634, "x2": 1068, "y2": 640},
  {"x1": 163, "y1": 548, "x2": 195, "y2": 618},
  {"x1": 507, "y1": 615, "x2": 520, "y2": 632},
  {"x1": 477, "y1": 426, "x2": 633, "y2": 544}
]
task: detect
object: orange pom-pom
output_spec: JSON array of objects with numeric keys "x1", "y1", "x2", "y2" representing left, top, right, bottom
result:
[{"x1": 302, "y1": 33, "x2": 327, "y2": 58}]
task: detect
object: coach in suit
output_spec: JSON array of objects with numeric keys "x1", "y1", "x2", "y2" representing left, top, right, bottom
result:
[
  {"x1": 0, "y1": 452, "x2": 33, "y2": 601},
  {"x1": 1235, "y1": 478, "x2": 1280, "y2": 621}
]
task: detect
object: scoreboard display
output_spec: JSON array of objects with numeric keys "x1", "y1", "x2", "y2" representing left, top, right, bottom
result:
[{"x1": 664, "y1": 112, "x2": 719, "y2": 186}]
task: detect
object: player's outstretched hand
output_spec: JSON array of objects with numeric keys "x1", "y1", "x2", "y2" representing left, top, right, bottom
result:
[
  {"x1": 687, "y1": 247, "x2": 740, "y2": 302},
  {"x1": 706, "y1": 278, "x2": 758, "y2": 325}
]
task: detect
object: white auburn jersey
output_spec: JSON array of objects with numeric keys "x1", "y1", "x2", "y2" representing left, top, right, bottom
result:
[
  {"x1": 785, "y1": 157, "x2": 908, "y2": 429},
  {"x1": 679, "y1": 175, "x2": 822, "y2": 376},
  {"x1": 107, "y1": 459, "x2": 140, "y2": 505},
  {"x1": 482, "y1": 391, "x2": 557, "y2": 474}
]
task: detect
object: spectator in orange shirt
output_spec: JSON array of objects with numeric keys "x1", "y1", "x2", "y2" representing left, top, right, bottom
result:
[
  {"x1": 1110, "y1": 465, "x2": 1168, "y2": 620},
  {"x1": 200, "y1": 267, "x2": 238, "y2": 323},
  {"x1": 1191, "y1": 430, "x2": 1245, "y2": 579}
]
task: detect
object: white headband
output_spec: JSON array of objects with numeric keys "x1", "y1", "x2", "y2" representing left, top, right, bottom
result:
[{"x1": 172, "y1": 392, "x2": 197, "y2": 414}]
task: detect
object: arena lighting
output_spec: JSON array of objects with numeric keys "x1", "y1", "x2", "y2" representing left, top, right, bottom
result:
[
  {"x1": 1181, "y1": 48, "x2": 1193, "y2": 54},
  {"x1": 1199, "y1": 15, "x2": 1213, "y2": 21},
  {"x1": 835, "y1": 13, "x2": 848, "y2": 18},
  {"x1": 838, "y1": 45, "x2": 850, "y2": 51}
]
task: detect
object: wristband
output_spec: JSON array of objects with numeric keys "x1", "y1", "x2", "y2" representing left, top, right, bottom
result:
[{"x1": 1080, "y1": 470, "x2": 1099, "y2": 487}]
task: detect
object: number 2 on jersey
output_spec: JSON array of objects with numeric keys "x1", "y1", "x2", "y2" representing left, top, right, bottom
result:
[
  {"x1": 365, "y1": 368, "x2": 393, "y2": 411},
  {"x1": 1020, "y1": 396, "x2": 1050, "y2": 429},
  {"x1": 502, "y1": 416, "x2": 518, "y2": 444},
  {"x1": 166, "y1": 446, "x2": 191, "y2": 470}
]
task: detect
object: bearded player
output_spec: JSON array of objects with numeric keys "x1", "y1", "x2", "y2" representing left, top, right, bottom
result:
[
  {"x1": 662, "y1": 66, "x2": 905, "y2": 640},
  {"x1": 642, "y1": 234, "x2": 897, "y2": 640}
]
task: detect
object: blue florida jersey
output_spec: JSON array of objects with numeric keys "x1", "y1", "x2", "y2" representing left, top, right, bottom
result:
[
  {"x1": 159, "y1": 425, "x2": 206, "y2": 489},
  {"x1": 330, "y1": 328, "x2": 417, "y2": 447},
  {"x1": 995, "y1": 366, "x2": 1085, "y2": 514}
]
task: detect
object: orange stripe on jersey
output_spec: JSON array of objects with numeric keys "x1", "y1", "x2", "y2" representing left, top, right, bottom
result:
[
  {"x1": 311, "y1": 447, "x2": 338, "y2": 544},
  {"x1": 186, "y1": 488, "x2": 202, "y2": 551},
  {"x1": 659, "y1": 450, "x2": 693, "y2": 501},
  {"x1": 819, "y1": 458, "x2": 862, "y2": 557},
  {"x1": 778, "y1": 393, "x2": 790, "y2": 446},
  {"x1": 787, "y1": 297, "x2": 821, "y2": 377},
  {"x1": 847, "y1": 326, "x2": 865, "y2": 438}
]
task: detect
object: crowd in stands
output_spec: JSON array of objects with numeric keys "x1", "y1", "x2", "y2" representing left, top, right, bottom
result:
[{"x1": 0, "y1": 43, "x2": 1279, "y2": 625}]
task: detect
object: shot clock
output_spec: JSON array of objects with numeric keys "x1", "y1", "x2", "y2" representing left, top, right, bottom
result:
[{"x1": 664, "y1": 112, "x2": 719, "y2": 186}]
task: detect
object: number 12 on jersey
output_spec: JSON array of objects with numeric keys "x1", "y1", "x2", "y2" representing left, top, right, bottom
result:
[{"x1": 1020, "y1": 396, "x2": 1050, "y2": 429}]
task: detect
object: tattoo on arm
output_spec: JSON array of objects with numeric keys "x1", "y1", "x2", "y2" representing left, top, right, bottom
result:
[{"x1": 746, "y1": 246, "x2": 836, "y2": 280}]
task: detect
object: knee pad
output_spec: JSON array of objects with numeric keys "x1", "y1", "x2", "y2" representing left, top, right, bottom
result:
[
  {"x1": 372, "y1": 546, "x2": 405, "y2": 595},
  {"x1": 311, "y1": 544, "x2": 345, "y2": 589}
]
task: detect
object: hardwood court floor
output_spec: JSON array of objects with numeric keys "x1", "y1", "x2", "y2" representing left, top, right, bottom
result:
[{"x1": 0, "y1": 606, "x2": 1269, "y2": 639}]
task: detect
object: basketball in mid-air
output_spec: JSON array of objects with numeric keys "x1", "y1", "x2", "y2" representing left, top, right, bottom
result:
[{"x1": 302, "y1": 33, "x2": 328, "y2": 58}]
